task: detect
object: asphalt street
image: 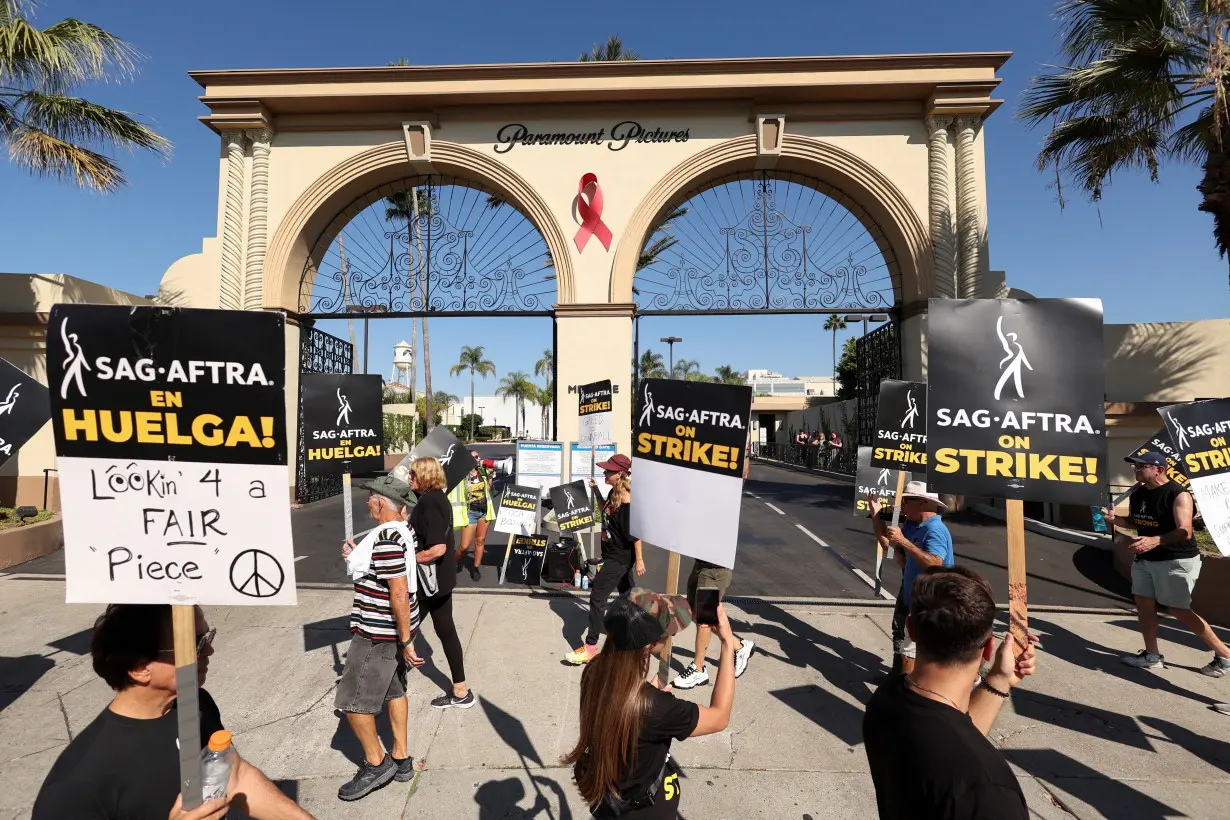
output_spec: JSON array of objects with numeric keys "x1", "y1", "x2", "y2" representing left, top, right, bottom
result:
[{"x1": 6, "y1": 444, "x2": 1133, "y2": 610}]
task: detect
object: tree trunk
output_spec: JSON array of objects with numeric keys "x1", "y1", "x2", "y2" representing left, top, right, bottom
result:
[
  {"x1": 411, "y1": 188, "x2": 434, "y2": 430},
  {"x1": 1197, "y1": 143, "x2": 1230, "y2": 288},
  {"x1": 470, "y1": 368, "x2": 476, "y2": 441}
]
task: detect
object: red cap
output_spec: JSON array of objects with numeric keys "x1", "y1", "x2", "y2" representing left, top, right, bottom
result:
[{"x1": 596, "y1": 453, "x2": 632, "y2": 473}]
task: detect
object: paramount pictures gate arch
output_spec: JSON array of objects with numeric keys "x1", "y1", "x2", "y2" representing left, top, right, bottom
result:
[{"x1": 161, "y1": 54, "x2": 1008, "y2": 495}]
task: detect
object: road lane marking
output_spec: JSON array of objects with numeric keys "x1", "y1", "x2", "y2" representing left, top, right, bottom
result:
[
  {"x1": 295, "y1": 555, "x2": 309, "y2": 563},
  {"x1": 746, "y1": 492, "x2": 761, "y2": 499},
  {"x1": 796, "y1": 524, "x2": 895, "y2": 601},
  {"x1": 764, "y1": 502, "x2": 785, "y2": 515},
  {"x1": 796, "y1": 525, "x2": 828, "y2": 547}
]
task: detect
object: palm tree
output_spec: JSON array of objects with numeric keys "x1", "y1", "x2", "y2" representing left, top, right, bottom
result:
[
  {"x1": 639, "y1": 349, "x2": 667, "y2": 379},
  {"x1": 0, "y1": 1, "x2": 170, "y2": 192},
  {"x1": 449, "y1": 345, "x2": 496, "y2": 441},
  {"x1": 384, "y1": 186, "x2": 435, "y2": 418},
  {"x1": 672, "y1": 359, "x2": 702, "y2": 380},
  {"x1": 713, "y1": 365, "x2": 746, "y2": 385},
  {"x1": 534, "y1": 348, "x2": 553, "y2": 386},
  {"x1": 496, "y1": 371, "x2": 536, "y2": 437},
  {"x1": 415, "y1": 390, "x2": 459, "y2": 427},
  {"x1": 535, "y1": 383, "x2": 553, "y2": 439},
  {"x1": 823, "y1": 315, "x2": 846, "y2": 395},
  {"x1": 577, "y1": 34, "x2": 640, "y2": 62},
  {"x1": 1021, "y1": 1, "x2": 1230, "y2": 285}
]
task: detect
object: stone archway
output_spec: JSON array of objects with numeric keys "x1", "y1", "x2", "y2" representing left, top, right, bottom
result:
[{"x1": 264, "y1": 140, "x2": 577, "y2": 313}]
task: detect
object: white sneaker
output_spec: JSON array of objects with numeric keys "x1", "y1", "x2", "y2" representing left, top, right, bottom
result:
[
  {"x1": 1120, "y1": 650, "x2": 1165, "y2": 669},
  {"x1": 672, "y1": 663, "x2": 710, "y2": 690},
  {"x1": 734, "y1": 639, "x2": 755, "y2": 678}
]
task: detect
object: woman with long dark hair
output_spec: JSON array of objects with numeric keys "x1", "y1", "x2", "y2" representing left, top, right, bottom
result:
[
  {"x1": 407, "y1": 457, "x2": 475, "y2": 709},
  {"x1": 564, "y1": 454, "x2": 645, "y2": 666},
  {"x1": 563, "y1": 589, "x2": 737, "y2": 818}
]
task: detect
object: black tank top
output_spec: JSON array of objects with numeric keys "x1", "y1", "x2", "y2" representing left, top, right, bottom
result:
[{"x1": 1128, "y1": 481, "x2": 1198, "y2": 561}]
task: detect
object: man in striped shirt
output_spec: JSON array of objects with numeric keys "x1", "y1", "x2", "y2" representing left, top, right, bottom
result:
[{"x1": 336, "y1": 489, "x2": 422, "y2": 802}]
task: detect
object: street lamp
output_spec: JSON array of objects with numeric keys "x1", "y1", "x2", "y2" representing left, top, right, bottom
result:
[
  {"x1": 660, "y1": 336, "x2": 683, "y2": 377},
  {"x1": 842, "y1": 314, "x2": 889, "y2": 338}
]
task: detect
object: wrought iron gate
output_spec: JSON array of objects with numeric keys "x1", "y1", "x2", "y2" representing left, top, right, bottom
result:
[
  {"x1": 296, "y1": 322, "x2": 354, "y2": 505},
  {"x1": 855, "y1": 321, "x2": 902, "y2": 448}
]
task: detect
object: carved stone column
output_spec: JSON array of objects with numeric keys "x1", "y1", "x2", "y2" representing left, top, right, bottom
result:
[
  {"x1": 219, "y1": 130, "x2": 247, "y2": 310},
  {"x1": 926, "y1": 115, "x2": 956, "y2": 298},
  {"x1": 244, "y1": 128, "x2": 272, "y2": 311},
  {"x1": 954, "y1": 115, "x2": 982, "y2": 299}
]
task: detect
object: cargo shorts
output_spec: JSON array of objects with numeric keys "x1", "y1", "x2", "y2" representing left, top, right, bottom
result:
[{"x1": 335, "y1": 634, "x2": 408, "y2": 714}]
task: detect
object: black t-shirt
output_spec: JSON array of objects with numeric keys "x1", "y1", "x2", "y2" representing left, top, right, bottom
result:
[
  {"x1": 601, "y1": 501, "x2": 634, "y2": 564},
  {"x1": 593, "y1": 685, "x2": 699, "y2": 820},
  {"x1": 863, "y1": 677, "x2": 1027, "y2": 820},
  {"x1": 1129, "y1": 480, "x2": 1198, "y2": 561},
  {"x1": 411, "y1": 489, "x2": 457, "y2": 596},
  {"x1": 33, "y1": 690, "x2": 225, "y2": 820}
]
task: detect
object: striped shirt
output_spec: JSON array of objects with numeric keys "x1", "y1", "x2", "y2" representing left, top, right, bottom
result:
[{"x1": 350, "y1": 526, "x2": 418, "y2": 642}]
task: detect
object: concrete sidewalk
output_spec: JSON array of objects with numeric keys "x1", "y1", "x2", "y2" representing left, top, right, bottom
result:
[{"x1": 1, "y1": 577, "x2": 1227, "y2": 819}]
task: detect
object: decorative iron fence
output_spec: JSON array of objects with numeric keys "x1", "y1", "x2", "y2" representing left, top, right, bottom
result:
[
  {"x1": 855, "y1": 321, "x2": 901, "y2": 447},
  {"x1": 295, "y1": 322, "x2": 354, "y2": 505}
]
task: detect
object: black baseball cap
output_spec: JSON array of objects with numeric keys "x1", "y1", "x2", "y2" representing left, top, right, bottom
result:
[{"x1": 1125, "y1": 452, "x2": 1169, "y2": 468}]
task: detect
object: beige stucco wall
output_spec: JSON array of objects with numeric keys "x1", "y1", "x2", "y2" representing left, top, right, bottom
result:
[{"x1": 1104, "y1": 319, "x2": 1230, "y2": 403}]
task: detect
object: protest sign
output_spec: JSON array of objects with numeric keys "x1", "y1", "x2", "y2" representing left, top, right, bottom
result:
[
  {"x1": 549, "y1": 480, "x2": 595, "y2": 532},
  {"x1": 301, "y1": 374, "x2": 384, "y2": 476},
  {"x1": 630, "y1": 378, "x2": 753, "y2": 569},
  {"x1": 494, "y1": 484, "x2": 541, "y2": 536},
  {"x1": 0, "y1": 357, "x2": 50, "y2": 470},
  {"x1": 1124, "y1": 428, "x2": 1190, "y2": 495},
  {"x1": 926, "y1": 298, "x2": 1107, "y2": 506},
  {"x1": 500, "y1": 534, "x2": 547, "y2": 585},
  {"x1": 570, "y1": 442, "x2": 615, "y2": 489},
  {"x1": 48, "y1": 305, "x2": 294, "y2": 606},
  {"x1": 854, "y1": 446, "x2": 913, "y2": 517},
  {"x1": 870, "y1": 380, "x2": 928, "y2": 471},
  {"x1": 516, "y1": 440, "x2": 563, "y2": 496},
  {"x1": 396, "y1": 425, "x2": 477, "y2": 492},
  {"x1": 1158, "y1": 398, "x2": 1230, "y2": 556},
  {"x1": 577, "y1": 379, "x2": 613, "y2": 448}
]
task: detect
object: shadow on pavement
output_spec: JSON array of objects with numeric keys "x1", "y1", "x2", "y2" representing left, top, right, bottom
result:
[
  {"x1": 538, "y1": 593, "x2": 588, "y2": 652},
  {"x1": 0, "y1": 654, "x2": 55, "y2": 713},
  {"x1": 1007, "y1": 748, "x2": 1180, "y2": 819},
  {"x1": 1137, "y1": 715, "x2": 1230, "y2": 775},
  {"x1": 273, "y1": 779, "x2": 298, "y2": 803},
  {"x1": 769, "y1": 684, "x2": 865, "y2": 747},
  {"x1": 1011, "y1": 689, "x2": 1155, "y2": 752},
  {"x1": 478, "y1": 696, "x2": 573, "y2": 819},
  {"x1": 1103, "y1": 618, "x2": 1230, "y2": 652},
  {"x1": 329, "y1": 708, "x2": 396, "y2": 768}
]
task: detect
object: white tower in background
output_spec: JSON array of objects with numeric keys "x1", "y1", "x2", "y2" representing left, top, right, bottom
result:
[{"x1": 391, "y1": 340, "x2": 413, "y2": 387}]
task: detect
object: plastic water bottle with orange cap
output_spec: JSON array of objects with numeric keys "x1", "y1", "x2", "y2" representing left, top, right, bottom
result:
[{"x1": 201, "y1": 730, "x2": 235, "y2": 800}]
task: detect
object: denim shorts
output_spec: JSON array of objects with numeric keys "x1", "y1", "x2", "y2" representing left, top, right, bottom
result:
[
  {"x1": 1131, "y1": 556, "x2": 1202, "y2": 609},
  {"x1": 467, "y1": 509, "x2": 486, "y2": 525},
  {"x1": 335, "y1": 634, "x2": 407, "y2": 714}
]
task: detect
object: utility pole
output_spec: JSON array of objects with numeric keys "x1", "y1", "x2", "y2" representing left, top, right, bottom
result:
[{"x1": 660, "y1": 336, "x2": 683, "y2": 377}]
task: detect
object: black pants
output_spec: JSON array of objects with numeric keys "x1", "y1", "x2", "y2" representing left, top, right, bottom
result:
[
  {"x1": 421, "y1": 593, "x2": 466, "y2": 684},
  {"x1": 586, "y1": 560, "x2": 635, "y2": 645},
  {"x1": 890, "y1": 580, "x2": 912, "y2": 657}
]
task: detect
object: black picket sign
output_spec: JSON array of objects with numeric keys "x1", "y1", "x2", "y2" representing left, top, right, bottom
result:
[
  {"x1": 853, "y1": 446, "x2": 914, "y2": 518},
  {"x1": 633, "y1": 378, "x2": 752, "y2": 479},
  {"x1": 1127, "y1": 428, "x2": 1190, "y2": 488},
  {"x1": 1158, "y1": 399, "x2": 1230, "y2": 480},
  {"x1": 502, "y1": 534, "x2": 547, "y2": 585},
  {"x1": 408, "y1": 426, "x2": 478, "y2": 492},
  {"x1": 0, "y1": 358, "x2": 51, "y2": 469},
  {"x1": 870, "y1": 380, "x2": 928, "y2": 471},
  {"x1": 302, "y1": 374, "x2": 384, "y2": 476},
  {"x1": 550, "y1": 480, "x2": 595, "y2": 532}
]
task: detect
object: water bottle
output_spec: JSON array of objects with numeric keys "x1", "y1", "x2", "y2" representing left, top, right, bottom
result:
[
  {"x1": 581, "y1": 573, "x2": 590, "y2": 590},
  {"x1": 573, "y1": 569, "x2": 582, "y2": 588},
  {"x1": 201, "y1": 730, "x2": 234, "y2": 801}
]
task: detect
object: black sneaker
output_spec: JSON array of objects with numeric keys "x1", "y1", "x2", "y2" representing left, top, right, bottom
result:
[
  {"x1": 391, "y1": 755, "x2": 416, "y2": 783},
  {"x1": 470, "y1": 566, "x2": 482, "y2": 582},
  {"x1": 338, "y1": 755, "x2": 396, "y2": 801},
  {"x1": 431, "y1": 690, "x2": 476, "y2": 709}
]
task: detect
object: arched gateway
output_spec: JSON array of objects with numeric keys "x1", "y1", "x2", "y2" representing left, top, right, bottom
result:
[{"x1": 161, "y1": 54, "x2": 1008, "y2": 495}]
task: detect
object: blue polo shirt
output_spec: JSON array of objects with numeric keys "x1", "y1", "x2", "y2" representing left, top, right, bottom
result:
[{"x1": 900, "y1": 515, "x2": 955, "y2": 605}]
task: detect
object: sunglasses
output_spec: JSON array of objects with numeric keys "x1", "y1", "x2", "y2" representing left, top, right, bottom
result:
[{"x1": 159, "y1": 628, "x2": 217, "y2": 657}]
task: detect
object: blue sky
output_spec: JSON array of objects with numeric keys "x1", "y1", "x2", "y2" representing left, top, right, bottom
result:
[{"x1": 4, "y1": 0, "x2": 1228, "y2": 399}]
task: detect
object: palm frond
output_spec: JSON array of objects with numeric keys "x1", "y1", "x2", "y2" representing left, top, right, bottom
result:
[
  {"x1": 578, "y1": 35, "x2": 639, "y2": 62},
  {"x1": 1169, "y1": 107, "x2": 1214, "y2": 160},
  {"x1": 18, "y1": 90, "x2": 168, "y2": 155},
  {"x1": 0, "y1": 7, "x2": 141, "y2": 91},
  {"x1": 7, "y1": 121, "x2": 123, "y2": 190}
]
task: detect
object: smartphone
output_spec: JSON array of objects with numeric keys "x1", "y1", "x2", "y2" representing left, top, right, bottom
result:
[{"x1": 694, "y1": 586, "x2": 721, "y2": 626}]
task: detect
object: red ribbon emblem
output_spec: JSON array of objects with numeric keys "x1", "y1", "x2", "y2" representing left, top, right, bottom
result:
[{"x1": 574, "y1": 173, "x2": 613, "y2": 253}]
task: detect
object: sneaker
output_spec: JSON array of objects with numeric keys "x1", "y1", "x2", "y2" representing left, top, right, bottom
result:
[
  {"x1": 1120, "y1": 650, "x2": 1165, "y2": 669},
  {"x1": 734, "y1": 639, "x2": 755, "y2": 678},
  {"x1": 338, "y1": 756, "x2": 396, "y2": 801},
  {"x1": 1213, "y1": 703, "x2": 1230, "y2": 715},
  {"x1": 391, "y1": 755, "x2": 416, "y2": 783},
  {"x1": 672, "y1": 663, "x2": 710, "y2": 690},
  {"x1": 469, "y1": 566, "x2": 482, "y2": 582},
  {"x1": 431, "y1": 691, "x2": 476, "y2": 709},
  {"x1": 1199, "y1": 655, "x2": 1230, "y2": 678},
  {"x1": 564, "y1": 644, "x2": 599, "y2": 665}
]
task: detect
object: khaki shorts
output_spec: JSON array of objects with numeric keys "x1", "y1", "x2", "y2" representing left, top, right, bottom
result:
[
  {"x1": 687, "y1": 563, "x2": 733, "y2": 609},
  {"x1": 1131, "y1": 557, "x2": 1201, "y2": 609}
]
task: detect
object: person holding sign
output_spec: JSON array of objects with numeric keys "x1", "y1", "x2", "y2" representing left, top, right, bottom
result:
[
  {"x1": 454, "y1": 452, "x2": 496, "y2": 581},
  {"x1": 868, "y1": 483, "x2": 955, "y2": 677},
  {"x1": 564, "y1": 454, "x2": 645, "y2": 666},
  {"x1": 863, "y1": 567, "x2": 1038, "y2": 820},
  {"x1": 1109, "y1": 452, "x2": 1230, "y2": 677},
  {"x1": 407, "y1": 457, "x2": 476, "y2": 708},
  {"x1": 562, "y1": 589, "x2": 738, "y2": 818},
  {"x1": 33, "y1": 605, "x2": 313, "y2": 820}
]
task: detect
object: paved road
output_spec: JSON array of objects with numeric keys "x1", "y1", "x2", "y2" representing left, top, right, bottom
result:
[{"x1": 4, "y1": 449, "x2": 1131, "y2": 609}]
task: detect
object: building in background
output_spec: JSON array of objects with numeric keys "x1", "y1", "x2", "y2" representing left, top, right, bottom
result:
[{"x1": 747, "y1": 369, "x2": 836, "y2": 398}]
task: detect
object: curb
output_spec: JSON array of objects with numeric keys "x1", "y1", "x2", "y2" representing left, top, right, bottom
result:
[
  {"x1": 972, "y1": 503, "x2": 1113, "y2": 550},
  {"x1": 752, "y1": 456, "x2": 854, "y2": 483}
]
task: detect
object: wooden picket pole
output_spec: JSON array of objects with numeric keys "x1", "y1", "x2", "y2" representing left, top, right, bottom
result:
[
  {"x1": 499, "y1": 531, "x2": 515, "y2": 584},
  {"x1": 342, "y1": 470, "x2": 355, "y2": 541},
  {"x1": 172, "y1": 605, "x2": 203, "y2": 810},
  {"x1": 655, "y1": 551, "x2": 682, "y2": 682},
  {"x1": 876, "y1": 470, "x2": 908, "y2": 596},
  {"x1": 1005, "y1": 499, "x2": 1029, "y2": 656}
]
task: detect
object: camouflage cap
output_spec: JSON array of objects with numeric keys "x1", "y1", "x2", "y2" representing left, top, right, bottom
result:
[
  {"x1": 353, "y1": 468, "x2": 416, "y2": 509},
  {"x1": 603, "y1": 587, "x2": 693, "y2": 651}
]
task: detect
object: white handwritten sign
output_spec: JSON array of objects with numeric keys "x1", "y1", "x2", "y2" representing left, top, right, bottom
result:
[
  {"x1": 59, "y1": 457, "x2": 296, "y2": 605},
  {"x1": 1191, "y1": 475, "x2": 1230, "y2": 558}
]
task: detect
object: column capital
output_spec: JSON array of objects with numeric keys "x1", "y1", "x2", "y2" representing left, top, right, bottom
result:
[
  {"x1": 925, "y1": 115, "x2": 953, "y2": 133},
  {"x1": 246, "y1": 127, "x2": 274, "y2": 145},
  {"x1": 954, "y1": 114, "x2": 982, "y2": 131}
]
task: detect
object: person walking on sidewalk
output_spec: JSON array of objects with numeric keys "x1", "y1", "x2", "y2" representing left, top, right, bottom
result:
[
  {"x1": 868, "y1": 482, "x2": 955, "y2": 678},
  {"x1": 32, "y1": 605, "x2": 314, "y2": 820},
  {"x1": 408, "y1": 457, "x2": 477, "y2": 708},
  {"x1": 454, "y1": 451, "x2": 495, "y2": 581},
  {"x1": 1108, "y1": 451, "x2": 1230, "y2": 676},
  {"x1": 563, "y1": 589, "x2": 738, "y2": 818},
  {"x1": 564, "y1": 454, "x2": 645, "y2": 665},
  {"x1": 336, "y1": 487, "x2": 423, "y2": 801},
  {"x1": 670, "y1": 562, "x2": 755, "y2": 689},
  {"x1": 864, "y1": 566, "x2": 1038, "y2": 819}
]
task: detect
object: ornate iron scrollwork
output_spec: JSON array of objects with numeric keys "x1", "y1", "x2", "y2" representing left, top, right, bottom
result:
[
  {"x1": 295, "y1": 323, "x2": 354, "y2": 505},
  {"x1": 635, "y1": 172, "x2": 898, "y2": 312},
  {"x1": 856, "y1": 321, "x2": 902, "y2": 448}
]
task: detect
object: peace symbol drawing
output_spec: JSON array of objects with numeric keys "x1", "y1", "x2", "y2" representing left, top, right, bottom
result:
[{"x1": 229, "y1": 548, "x2": 285, "y2": 598}]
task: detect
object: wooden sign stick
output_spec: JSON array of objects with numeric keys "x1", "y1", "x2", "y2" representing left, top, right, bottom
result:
[
  {"x1": 1005, "y1": 499, "x2": 1029, "y2": 656},
  {"x1": 876, "y1": 470, "x2": 908, "y2": 596},
  {"x1": 172, "y1": 605, "x2": 203, "y2": 810},
  {"x1": 655, "y1": 551, "x2": 682, "y2": 683},
  {"x1": 342, "y1": 469, "x2": 355, "y2": 542},
  {"x1": 499, "y1": 531, "x2": 515, "y2": 584}
]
